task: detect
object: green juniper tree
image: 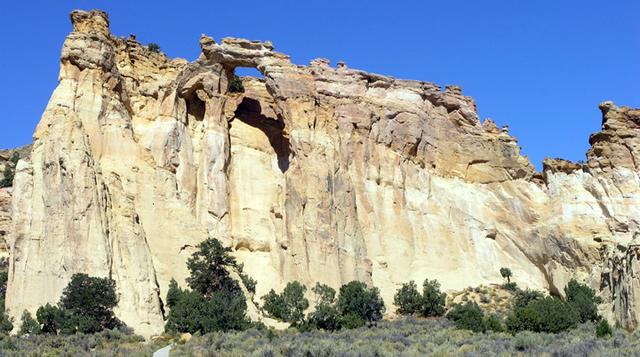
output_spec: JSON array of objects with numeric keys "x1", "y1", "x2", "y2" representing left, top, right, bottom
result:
[
  {"x1": 165, "y1": 238, "x2": 251, "y2": 334},
  {"x1": 336, "y1": 281, "x2": 385, "y2": 328},
  {"x1": 261, "y1": 281, "x2": 309, "y2": 326},
  {"x1": 19, "y1": 310, "x2": 41, "y2": 335}
]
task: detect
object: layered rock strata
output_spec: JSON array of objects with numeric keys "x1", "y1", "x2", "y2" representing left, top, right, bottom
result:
[{"x1": 5, "y1": 10, "x2": 640, "y2": 335}]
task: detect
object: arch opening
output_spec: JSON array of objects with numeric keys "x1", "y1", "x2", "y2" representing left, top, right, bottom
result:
[{"x1": 232, "y1": 97, "x2": 290, "y2": 173}]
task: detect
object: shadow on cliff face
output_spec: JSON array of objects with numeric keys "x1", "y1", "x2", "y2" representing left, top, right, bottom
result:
[{"x1": 232, "y1": 97, "x2": 291, "y2": 173}]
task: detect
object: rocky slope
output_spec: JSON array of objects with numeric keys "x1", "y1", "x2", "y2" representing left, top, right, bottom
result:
[{"x1": 4, "y1": 9, "x2": 640, "y2": 336}]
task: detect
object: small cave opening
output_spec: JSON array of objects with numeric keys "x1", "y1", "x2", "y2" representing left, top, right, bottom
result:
[
  {"x1": 232, "y1": 97, "x2": 290, "y2": 173},
  {"x1": 183, "y1": 85, "x2": 206, "y2": 122}
]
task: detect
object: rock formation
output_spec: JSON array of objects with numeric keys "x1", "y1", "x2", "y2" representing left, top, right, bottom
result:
[
  {"x1": 5, "y1": 9, "x2": 640, "y2": 336},
  {"x1": 0, "y1": 146, "x2": 30, "y2": 259}
]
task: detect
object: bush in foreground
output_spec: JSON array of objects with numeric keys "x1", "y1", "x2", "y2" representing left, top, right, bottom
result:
[
  {"x1": 19, "y1": 310, "x2": 40, "y2": 335},
  {"x1": 337, "y1": 281, "x2": 385, "y2": 328},
  {"x1": 261, "y1": 281, "x2": 309, "y2": 326},
  {"x1": 565, "y1": 279, "x2": 601, "y2": 323},
  {"x1": 0, "y1": 328, "x2": 154, "y2": 356},
  {"x1": 394, "y1": 281, "x2": 422, "y2": 314},
  {"x1": 596, "y1": 319, "x2": 613, "y2": 338},
  {"x1": 506, "y1": 296, "x2": 579, "y2": 333},
  {"x1": 394, "y1": 279, "x2": 446, "y2": 317},
  {"x1": 186, "y1": 237, "x2": 241, "y2": 297},
  {"x1": 513, "y1": 288, "x2": 544, "y2": 309},
  {"x1": 59, "y1": 273, "x2": 120, "y2": 333},
  {"x1": 166, "y1": 238, "x2": 250, "y2": 334},
  {"x1": 165, "y1": 287, "x2": 249, "y2": 334},
  {"x1": 421, "y1": 279, "x2": 446, "y2": 317},
  {"x1": 304, "y1": 283, "x2": 341, "y2": 331},
  {"x1": 30, "y1": 274, "x2": 120, "y2": 335},
  {"x1": 446, "y1": 301, "x2": 503, "y2": 333},
  {"x1": 170, "y1": 318, "x2": 634, "y2": 356}
]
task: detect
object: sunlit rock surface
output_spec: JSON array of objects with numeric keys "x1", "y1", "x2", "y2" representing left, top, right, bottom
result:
[{"x1": 5, "y1": 9, "x2": 640, "y2": 336}]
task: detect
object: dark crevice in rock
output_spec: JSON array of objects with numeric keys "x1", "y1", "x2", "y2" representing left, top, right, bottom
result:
[{"x1": 232, "y1": 97, "x2": 291, "y2": 173}]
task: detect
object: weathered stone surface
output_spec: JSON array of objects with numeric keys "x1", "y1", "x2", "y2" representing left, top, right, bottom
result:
[
  {"x1": 0, "y1": 189, "x2": 10, "y2": 260},
  {"x1": 5, "y1": 9, "x2": 640, "y2": 337},
  {"x1": 0, "y1": 145, "x2": 30, "y2": 259},
  {"x1": 588, "y1": 102, "x2": 640, "y2": 172}
]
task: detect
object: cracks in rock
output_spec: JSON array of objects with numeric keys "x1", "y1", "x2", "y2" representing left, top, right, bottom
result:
[
  {"x1": 464, "y1": 159, "x2": 490, "y2": 180},
  {"x1": 622, "y1": 142, "x2": 638, "y2": 169},
  {"x1": 179, "y1": 244, "x2": 194, "y2": 253}
]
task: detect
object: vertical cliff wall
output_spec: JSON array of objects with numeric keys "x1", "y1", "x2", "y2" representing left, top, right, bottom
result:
[{"x1": 6, "y1": 10, "x2": 640, "y2": 336}]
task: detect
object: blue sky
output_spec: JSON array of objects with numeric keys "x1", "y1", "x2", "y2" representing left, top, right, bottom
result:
[{"x1": 0, "y1": 1, "x2": 638, "y2": 169}]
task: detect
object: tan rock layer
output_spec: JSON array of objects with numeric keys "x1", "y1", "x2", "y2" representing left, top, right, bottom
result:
[{"x1": 6, "y1": 9, "x2": 640, "y2": 336}]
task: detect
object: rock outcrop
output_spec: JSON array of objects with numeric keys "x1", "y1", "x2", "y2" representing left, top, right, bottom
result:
[
  {"x1": 5, "y1": 9, "x2": 640, "y2": 336},
  {"x1": 0, "y1": 189, "x2": 10, "y2": 260},
  {"x1": 0, "y1": 145, "x2": 30, "y2": 259}
]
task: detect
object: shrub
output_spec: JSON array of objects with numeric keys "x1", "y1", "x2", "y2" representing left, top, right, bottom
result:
[
  {"x1": 484, "y1": 314, "x2": 504, "y2": 332},
  {"x1": 500, "y1": 267, "x2": 512, "y2": 283},
  {"x1": 0, "y1": 154, "x2": 18, "y2": 188},
  {"x1": 421, "y1": 279, "x2": 446, "y2": 317},
  {"x1": 59, "y1": 273, "x2": 119, "y2": 333},
  {"x1": 166, "y1": 278, "x2": 182, "y2": 308},
  {"x1": 513, "y1": 289, "x2": 544, "y2": 309},
  {"x1": 0, "y1": 271, "x2": 7, "y2": 298},
  {"x1": 10, "y1": 152, "x2": 19, "y2": 165},
  {"x1": 19, "y1": 310, "x2": 40, "y2": 335},
  {"x1": 36, "y1": 303, "x2": 65, "y2": 335},
  {"x1": 147, "y1": 43, "x2": 161, "y2": 53},
  {"x1": 336, "y1": 281, "x2": 385, "y2": 327},
  {"x1": 165, "y1": 288, "x2": 249, "y2": 334},
  {"x1": 565, "y1": 279, "x2": 601, "y2": 323},
  {"x1": 0, "y1": 310, "x2": 12, "y2": 334},
  {"x1": 229, "y1": 75, "x2": 245, "y2": 93},
  {"x1": 502, "y1": 282, "x2": 518, "y2": 291},
  {"x1": 306, "y1": 304, "x2": 341, "y2": 331},
  {"x1": 312, "y1": 283, "x2": 336, "y2": 306},
  {"x1": 200, "y1": 292, "x2": 250, "y2": 332},
  {"x1": 0, "y1": 167, "x2": 12, "y2": 188},
  {"x1": 261, "y1": 289, "x2": 286, "y2": 320},
  {"x1": 446, "y1": 301, "x2": 486, "y2": 333},
  {"x1": 235, "y1": 263, "x2": 257, "y2": 295},
  {"x1": 506, "y1": 296, "x2": 579, "y2": 333},
  {"x1": 394, "y1": 281, "x2": 422, "y2": 314},
  {"x1": 166, "y1": 238, "x2": 249, "y2": 334},
  {"x1": 240, "y1": 273, "x2": 257, "y2": 295},
  {"x1": 30, "y1": 274, "x2": 120, "y2": 335},
  {"x1": 261, "y1": 281, "x2": 309, "y2": 326},
  {"x1": 187, "y1": 238, "x2": 241, "y2": 297},
  {"x1": 340, "y1": 312, "x2": 365, "y2": 329},
  {"x1": 165, "y1": 289, "x2": 207, "y2": 334},
  {"x1": 305, "y1": 283, "x2": 341, "y2": 331},
  {"x1": 596, "y1": 319, "x2": 613, "y2": 338},
  {"x1": 513, "y1": 331, "x2": 544, "y2": 351}
]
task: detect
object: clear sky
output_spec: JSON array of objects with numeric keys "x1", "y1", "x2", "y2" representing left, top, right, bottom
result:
[{"x1": 0, "y1": 1, "x2": 638, "y2": 169}]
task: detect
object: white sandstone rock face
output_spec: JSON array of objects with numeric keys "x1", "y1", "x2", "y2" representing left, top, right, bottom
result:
[
  {"x1": 0, "y1": 146, "x2": 30, "y2": 259},
  {"x1": 5, "y1": 9, "x2": 640, "y2": 336}
]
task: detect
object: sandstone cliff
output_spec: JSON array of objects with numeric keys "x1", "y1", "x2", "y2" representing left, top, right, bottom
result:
[
  {"x1": 0, "y1": 145, "x2": 30, "y2": 259},
  {"x1": 5, "y1": 10, "x2": 640, "y2": 336}
]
